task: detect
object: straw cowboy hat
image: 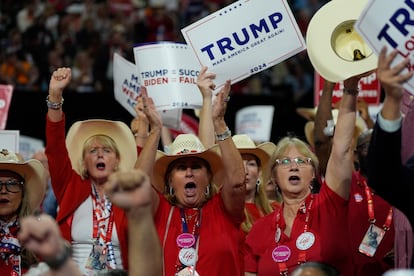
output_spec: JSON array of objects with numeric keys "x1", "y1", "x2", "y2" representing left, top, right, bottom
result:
[
  {"x1": 306, "y1": 0, "x2": 377, "y2": 82},
  {"x1": 300, "y1": 108, "x2": 367, "y2": 148},
  {"x1": 231, "y1": 134, "x2": 276, "y2": 168},
  {"x1": 153, "y1": 134, "x2": 222, "y2": 193},
  {"x1": 66, "y1": 119, "x2": 137, "y2": 176},
  {"x1": 0, "y1": 149, "x2": 48, "y2": 210}
]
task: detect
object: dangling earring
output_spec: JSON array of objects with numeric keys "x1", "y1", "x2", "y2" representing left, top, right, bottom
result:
[
  {"x1": 205, "y1": 185, "x2": 210, "y2": 196},
  {"x1": 169, "y1": 186, "x2": 175, "y2": 196},
  {"x1": 256, "y1": 179, "x2": 261, "y2": 194}
]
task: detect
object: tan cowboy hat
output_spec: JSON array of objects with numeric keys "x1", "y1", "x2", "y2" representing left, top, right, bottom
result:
[
  {"x1": 153, "y1": 134, "x2": 222, "y2": 193},
  {"x1": 306, "y1": 0, "x2": 377, "y2": 82},
  {"x1": 231, "y1": 134, "x2": 276, "y2": 168},
  {"x1": 303, "y1": 109, "x2": 367, "y2": 148},
  {"x1": 0, "y1": 149, "x2": 48, "y2": 210},
  {"x1": 296, "y1": 106, "x2": 318, "y2": 122},
  {"x1": 66, "y1": 119, "x2": 137, "y2": 176}
]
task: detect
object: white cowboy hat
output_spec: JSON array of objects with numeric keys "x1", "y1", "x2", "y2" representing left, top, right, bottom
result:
[
  {"x1": 231, "y1": 134, "x2": 276, "y2": 168},
  {"x1": 306, "y1": 0, "x2": 377, "y2": 82},
  {"x1": 153, "y1": 134, "x2": 222, "y2": 193},
  {"x1": 0, "y1": 149, "x2": 48, "y2": 210},
  {"x1": 302, "y1": 109, "x2": 367, "y2": 148},
  {"x1": 66, "y1": 119, "x2": 137, "y2": 176}
]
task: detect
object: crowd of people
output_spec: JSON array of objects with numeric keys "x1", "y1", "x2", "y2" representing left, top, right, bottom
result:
[
  {"x1": 1, "y1": 46, "x2": 413, "y2": 275},
  {"x1": 1, "y1": 1, "x2": 414, "y2": 276},
  {"x1": 0, "y1": 0, "x2": 327, "y2": 105}
]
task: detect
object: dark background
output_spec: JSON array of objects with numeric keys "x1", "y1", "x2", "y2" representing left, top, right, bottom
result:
[{"x1": 5, "y1": 86, "x2": 308, "y2": 146}]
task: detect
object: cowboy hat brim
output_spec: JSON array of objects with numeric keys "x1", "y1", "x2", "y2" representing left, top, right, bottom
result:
[
  {"x1": 235, "y1": 142, "x2": 276, "y2": 168},
  {"x1": 0, "y1": 159, "x2": 48, "y2": 210},
  {"x1": 304, "y1": 118, "x2": 366, "y2": 149},
  {"x1": 66, "y1": 119, "x2": 137, "y2": 176},
  {"x1": 306, "y1": 0, "x2": 377, "y2": 82},
  {"x1": 152, "y1": 148, "x2": 222, "y2": 193}
]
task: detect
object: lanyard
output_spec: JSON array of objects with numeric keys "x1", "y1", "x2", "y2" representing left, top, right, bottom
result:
[
  {"x1": 274, "y1": 195, "x2": 314, "y2": 275},
  {"x1": 360, "y1": 176, "x2": 393, "y2": 230},
  {"x1": 91, "y1": 185, "x2": 115, "y2": 247},
  {"x1": 175, "y1": 208, "x2": 202, "y2": 273}
]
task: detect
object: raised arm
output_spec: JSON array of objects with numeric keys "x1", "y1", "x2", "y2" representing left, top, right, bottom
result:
[
  {"x1": 213, "y1": 81, "x2": 246, "y2": 221},
  {"x1": 196, "y1": 66, "x2": 215, "y2": 148},
  {"x1": 134, "y1": 87, "x2": 163, "y2": 212},
  {"x1": 367, "y1": 47, "x2": 413, "y2": 208},
  {"x1": 47, "y1": 67, "x2": 71, "y2": 123},
  {"x1": 105, "y1": 169, "x2": 162, "y2": 276},
  {"x1": 314, "y1": 80, "x2": 336, "y2": 176},
  {"x1": 131, "y1": 95, "x2": 150, "y2": 149},
  {"x1": 325, "y1": 75, "x2": 361, "y2": 199}
]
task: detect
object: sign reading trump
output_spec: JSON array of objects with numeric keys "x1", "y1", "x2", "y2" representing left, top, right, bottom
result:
[
  {"x1": 355, "y1": 0, "x2": 414, "y2": 94},
  {"x1": 181, "y1": 0, "x2": 306, "y2": 90}
]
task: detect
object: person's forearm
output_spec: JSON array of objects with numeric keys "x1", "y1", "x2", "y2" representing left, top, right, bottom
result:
[
  {"x1": 381, "y1": 89, "x2": 403, "y2": 121},
  {"x1": 127, "y1": 207, "x2": 162, "y2": 276},
  {"x1": 199, "y1": 96, "x2": 215, "y2": 148}
]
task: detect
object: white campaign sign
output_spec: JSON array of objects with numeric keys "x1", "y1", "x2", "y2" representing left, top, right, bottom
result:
[
  {"x1": 133, "y1": 42, "x2": 203, "y2": 110},
  {"x1": 113, "y1": 52, "x2": 182, "y2": 129},
  {"x1": 0, "y1": 130, "x2": 19, "y2": 153},
  {"x1": 181, "y1": 0, "x2": 306, "y2": 90},
  {"x1": 355, "y1": 0, "x2": 414, "y2": 95},
  {"x1": 235, "y1": 105, "x2": 275, "y2": 143}
]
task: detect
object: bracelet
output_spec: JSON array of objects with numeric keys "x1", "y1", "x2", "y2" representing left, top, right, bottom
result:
[
  {"x1": 343, "y1": 88, "x2": 359, "y2": 96},
  {"x1": 44, "y1": 241, "x2": 72, "y2": 270},
  {"x1": 133, "y1": 132, "x2": 149, "y2": 138},
  {"x1": 46, "y1": 95, "x2": 64, "y2": 110},
  {"x1": 215, "y1": 127, "x2": 232, "y2": 141}
]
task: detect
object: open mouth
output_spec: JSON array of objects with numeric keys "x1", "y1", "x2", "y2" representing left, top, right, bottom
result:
[
  {"x1": 288, "y1": 175, "x2": 300, "y2": 185},
  {"x1": 184, "y1": 182, "x2": 197, "y2": 197},
  {"x1": 96, "y1": 162, "x2": 106, "y2": 170},
  {"x1": 0, "y1": 198, "x2": 10, "y2": 203}
]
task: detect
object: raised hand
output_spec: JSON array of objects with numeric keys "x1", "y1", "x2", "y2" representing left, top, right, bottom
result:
[
  {"x1": 140, "y1": 86, "x2": 162, "y2": 132},
  {"x1": 49, "y1": 67, "x2": 72, "y2": 95},
  {"x1": 131, "y1": 94, "x2": 149, "y2": 141},
  {"x1": 197, "y1": 66, "x2": 216, "y2": 100},
  {"x1": 212, "y1": 80, "x2": 231, "y2": 122},
  {"x1": 377, "y1": 46, "x2": 413, "y2": 101},
  {"x1": 104, "y1": 169, "x2": 152, "y2": 212},
  {"x1": 18, "y1": 214, "x2": 67, "y2": 260}
]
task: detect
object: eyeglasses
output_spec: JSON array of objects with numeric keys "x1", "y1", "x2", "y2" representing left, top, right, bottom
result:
[
  {"x1": 274, "y1": 157, "x2": 312, "y2": 169},
  {"x1": 0, "y1": 180, "x2": 24, "y2": 193}
]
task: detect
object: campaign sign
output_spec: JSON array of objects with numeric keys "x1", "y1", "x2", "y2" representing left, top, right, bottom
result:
[
  {"x1": 19, "y1": 135, "x2": 44, "y2": 161},
  {"x1": 181, "y1": 0, "x2": 306, "y2": 90},
  {"x1": 235, "y1": 105, "x2": 275, "y2": 143},
  {"x1": 113, "y1": 52, "x2": 140, "y2": 115},
  {"x1": 0, "y1": 85, "x2": 14, "y2": 130},
  {"x1": 355, "y1": 0, "x2": 414, "y2": 94},
  {"x1": 133, "y1": 42, "x2": 203, "y2": 110},
  {"x1": 314, "y1": 72, "x2": 381, "y2": 106},
  {"x1": 0, "y1": 130, "x2": 19, "y2": 153},
  {"x1": 113, "y1": 52, "x2": 182, "y2": 129}
]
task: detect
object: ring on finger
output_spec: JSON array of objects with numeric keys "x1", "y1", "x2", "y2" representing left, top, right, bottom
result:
[{"x1": 224, "y1": 96, "x2": 231, "y2": 102}]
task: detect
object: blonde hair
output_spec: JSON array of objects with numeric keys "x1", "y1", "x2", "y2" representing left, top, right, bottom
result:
[
  {"x1": 241, "y1": 155, "x2": 274, "y2": 233},
  {"x1": 80, "y1": 135, "x2": 120, "y2": 179},
  {"x1": 269, "y1": 136, "x2": 319, "y2": 178}
]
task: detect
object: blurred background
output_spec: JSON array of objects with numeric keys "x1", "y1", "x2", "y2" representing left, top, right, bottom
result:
[{"x1": 1, "y1": 0, "x2": 330, "y2": 144}]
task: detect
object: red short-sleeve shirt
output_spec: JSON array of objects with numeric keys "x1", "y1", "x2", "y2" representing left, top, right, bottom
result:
[{"x1": 244, "y1": 182, "x2": 353, "y2": 275}]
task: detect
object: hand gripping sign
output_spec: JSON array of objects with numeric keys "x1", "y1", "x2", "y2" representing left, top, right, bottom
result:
[{"x1": 355, "y1": 0, "x2": 414, "y2": 95}]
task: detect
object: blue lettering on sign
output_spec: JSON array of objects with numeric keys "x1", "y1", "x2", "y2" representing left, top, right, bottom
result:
[
  {"x1": 377, "y1": 0, "x2": 414, "y2": 48},
  {"x1": 200, "y1": 12, "x2": 283, "y2": 60},
  {"x1": 141, "y1": 69, "x2": 168, "y2": 79},
  {"x1": 179, "y1": 69, "x2": 200, "y2": 76}
]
